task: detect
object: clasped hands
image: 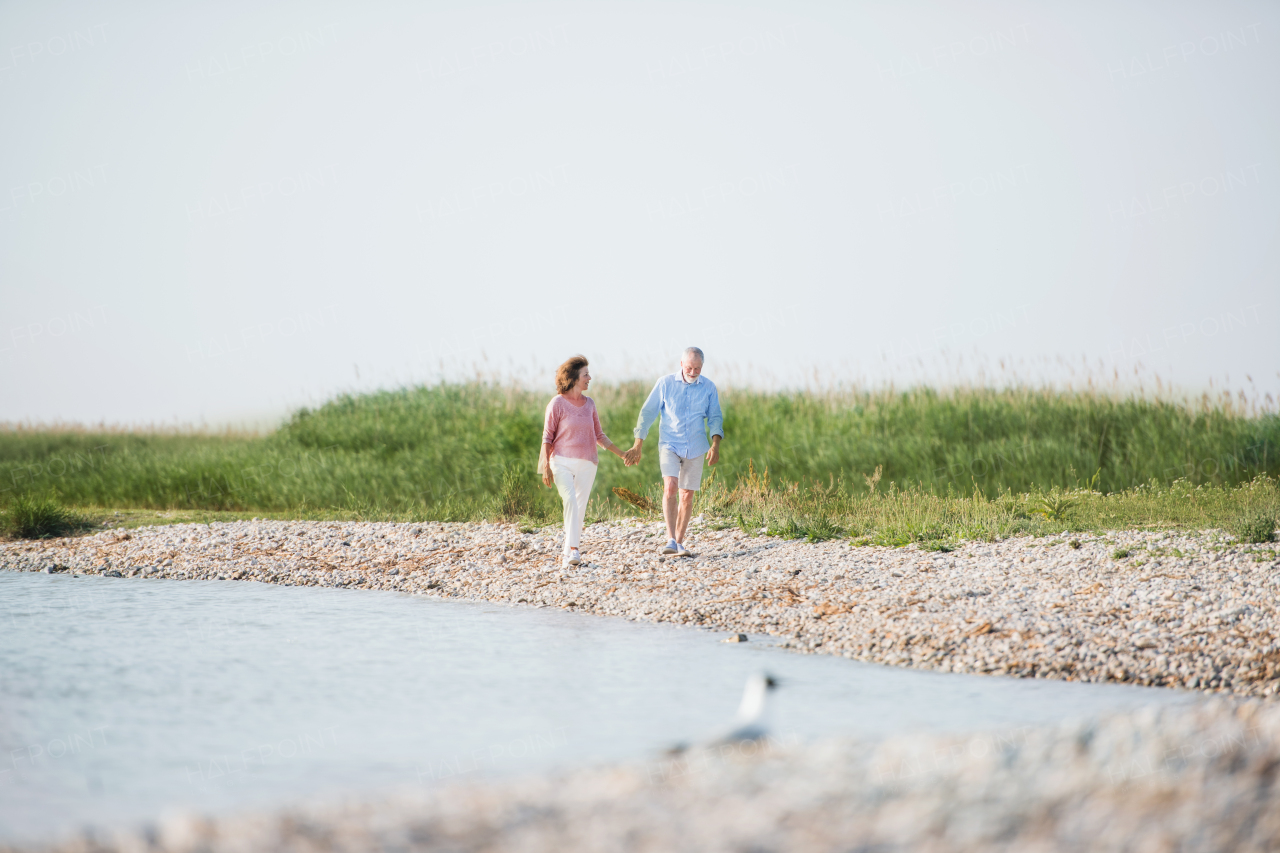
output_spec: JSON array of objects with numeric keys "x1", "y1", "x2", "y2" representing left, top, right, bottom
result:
[
  {"x1": 620, "y1": 440, "x2": 719, "y2": 467},
  {"x1": 539, "y1": 442, "x2": 719, "y2": 484},
  {"x1": 622, "y1": 441, "x2": 642, "y2": 467}
]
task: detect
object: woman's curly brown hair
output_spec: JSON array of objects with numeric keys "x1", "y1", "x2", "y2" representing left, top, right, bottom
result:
[{"x1": 555, "y1": 355, "x2": 589, "y2": 394}]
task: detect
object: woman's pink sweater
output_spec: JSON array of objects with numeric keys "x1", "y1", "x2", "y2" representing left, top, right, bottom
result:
[{"x1": 543, "y1": 395, "x2": 609, "y2": 464}]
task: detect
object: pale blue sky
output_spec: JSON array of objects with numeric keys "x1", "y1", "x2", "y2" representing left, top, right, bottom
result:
[{"x1": 1, "y1": 0, "x2": 1276, "y2": 426}]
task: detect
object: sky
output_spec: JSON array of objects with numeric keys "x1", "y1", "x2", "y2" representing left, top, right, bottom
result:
[{"x1": 1, "y1": 0, "x2": 1277, "y2": 427}]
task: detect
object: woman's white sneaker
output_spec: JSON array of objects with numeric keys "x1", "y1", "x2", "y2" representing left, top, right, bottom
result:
[{"x1": 568, "y1": 548, "x2": 582, "y2": 566}]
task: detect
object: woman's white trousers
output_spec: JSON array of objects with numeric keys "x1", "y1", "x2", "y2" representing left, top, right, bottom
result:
[{"x1": 551, "y1": 455, "x2": 597, "y2": 555}]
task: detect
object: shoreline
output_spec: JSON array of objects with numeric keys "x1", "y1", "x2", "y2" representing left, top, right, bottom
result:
[
  {"x1": 8, "y1": 700, "x2": 1280, "y2": 852},
  {"x1": 5, "y1": 521, "x2": 1280, "y2": 852},
  {"x1": 2, "y1": 519, "x2": 1277, "y2": 697}
]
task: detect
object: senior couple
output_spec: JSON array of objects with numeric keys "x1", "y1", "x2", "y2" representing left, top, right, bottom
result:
[{"x1": 536, "y1": 347, "x2": 723, "y2": 568}]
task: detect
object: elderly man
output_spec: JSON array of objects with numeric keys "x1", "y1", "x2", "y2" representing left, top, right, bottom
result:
[{"x1": 624, "y1": 347, "x2": 723, "y2": 556}]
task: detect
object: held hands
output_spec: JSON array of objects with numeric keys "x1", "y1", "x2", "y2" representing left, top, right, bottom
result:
[{"x1": 622, "y1": 441, "x2": 643, "y2": 467}]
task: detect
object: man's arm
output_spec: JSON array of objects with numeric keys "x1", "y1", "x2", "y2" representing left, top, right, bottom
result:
[
  {"x1": 705, "y1": 385, "x2": 724, "y2": 465},
  {"x1": 626, "y1": 378, "x2": 664, "y2": 464}
]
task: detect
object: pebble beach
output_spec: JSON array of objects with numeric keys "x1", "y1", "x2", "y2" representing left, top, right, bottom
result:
[
  {"x1": 4, "y1": 518, "x2": 1278, "y2": 697},
  {"x1": 6, "y1": 519, "x2": 1280, "y2": 852}
]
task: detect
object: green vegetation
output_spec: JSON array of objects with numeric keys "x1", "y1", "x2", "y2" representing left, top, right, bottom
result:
[
  {"x1": 1, "y1": 382, "x2": 1277, "y2": 543},
  {"x1": 1228, "y1": 506, "x2": 1279, "y2": 544},
  {"x1": 701, "y1": 470, "x2": 1278, "y2": 550},
  {"x1": 1, "y1": 493, "x2": 89, "y2": 539},
  {"x1": 499, "y1": 463, "x2": 538, "y2": 522}
]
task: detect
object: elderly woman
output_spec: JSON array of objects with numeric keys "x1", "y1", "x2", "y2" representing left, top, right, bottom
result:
[{"x1": 537, "y1": 355, "x2": 630, "y2": 567}]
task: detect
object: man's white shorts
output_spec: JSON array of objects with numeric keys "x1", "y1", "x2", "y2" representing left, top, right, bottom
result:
[{"x1": 659, "y1": 447, "x2": 705, "y2": 491}]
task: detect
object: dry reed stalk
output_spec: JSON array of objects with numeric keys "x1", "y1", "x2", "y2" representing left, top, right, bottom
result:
[{"x1": 612, "y1": 487, "x2": 657, "y2": 514}]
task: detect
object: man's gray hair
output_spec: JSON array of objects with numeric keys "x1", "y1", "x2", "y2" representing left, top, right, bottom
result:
[{"x1": 682, "y1": 346, "x2": 705, "y2": 363}]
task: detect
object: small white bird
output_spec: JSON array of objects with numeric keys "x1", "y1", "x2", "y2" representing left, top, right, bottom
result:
[
  {"x1": 713, "y1": 670, "x2": 778, "y2": 744},
  {"x1": 668, "y1": 671, "x2": 778, "y2": 754}
]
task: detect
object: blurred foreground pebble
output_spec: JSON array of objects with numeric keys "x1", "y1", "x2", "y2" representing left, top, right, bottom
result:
[{"x1": 10, "y1": 699, "x2": 1279, "y2": 853}]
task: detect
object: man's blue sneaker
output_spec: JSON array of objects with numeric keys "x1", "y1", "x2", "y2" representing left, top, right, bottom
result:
[{"x1": 662, "y1": 539, "x2": 679, "y2": 555}]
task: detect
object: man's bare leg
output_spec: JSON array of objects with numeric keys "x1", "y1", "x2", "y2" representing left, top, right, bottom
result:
[
  {"x1": 676, "y1": 489, "x2": 695, "y2": 544},
  {"x1": 663, "y1": 476, "x2": 680, "y2": 542}
]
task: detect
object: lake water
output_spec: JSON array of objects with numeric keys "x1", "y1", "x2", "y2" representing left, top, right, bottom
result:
[{"x1": 0, "y1": 572, "x2": 1191, "y2": 843}]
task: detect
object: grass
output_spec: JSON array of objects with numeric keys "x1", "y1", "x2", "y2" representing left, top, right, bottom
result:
[
  {"x1": 1, "y1": 381, "x2": 1277, "y2": 542},
  {"x1": 1227, "y1": 506, "x2": 1279, "y2": 544},
  {"x1": 499, "y1": 463, "x2": 538, "y2": 521},
  {"x1": 0, "y1": 493, "x2": 90, "y2": 539},
  {"x1": 701, "y1": 468, "x2": 1279, "y2": 549}
]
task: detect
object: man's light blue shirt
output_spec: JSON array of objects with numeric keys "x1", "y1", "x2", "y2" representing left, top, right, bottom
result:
[{"x1": 633, "y1": 372, "x2": 724, "y2": 458}]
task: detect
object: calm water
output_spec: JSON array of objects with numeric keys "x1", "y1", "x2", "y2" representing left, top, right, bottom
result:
[{"x1": 0, "y1": 572, "x2": 1190, "y2": 842}]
